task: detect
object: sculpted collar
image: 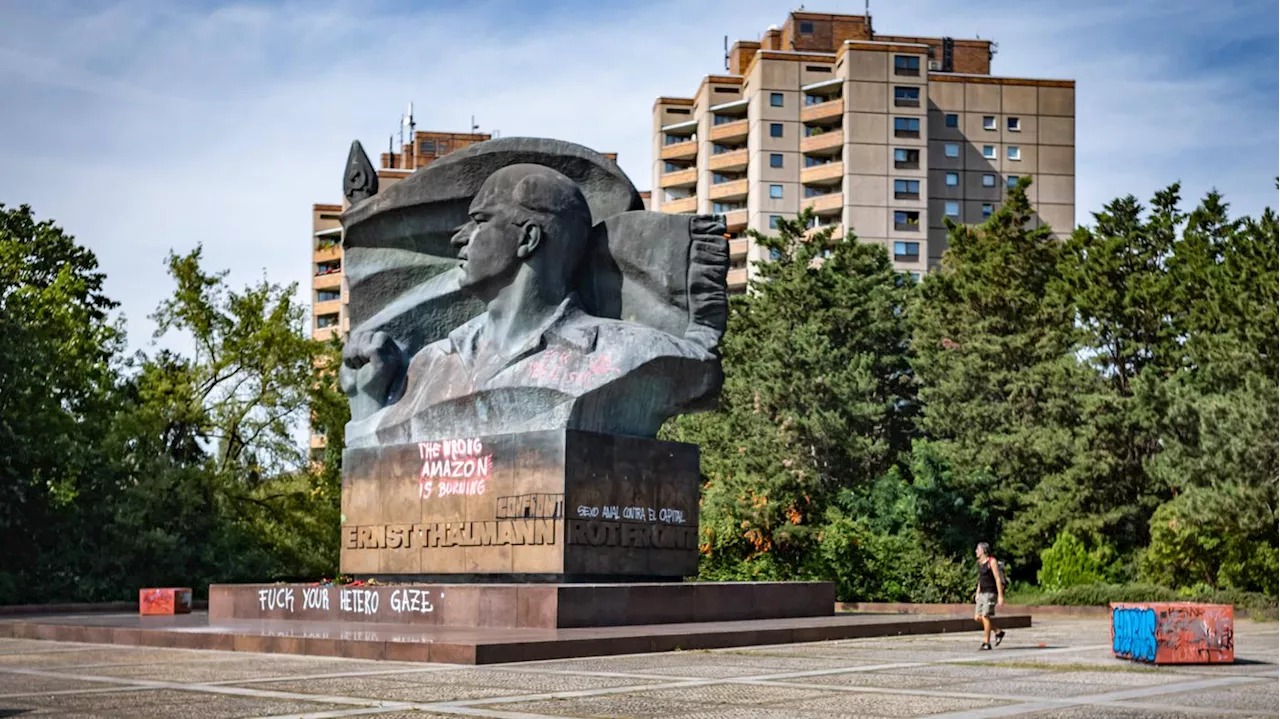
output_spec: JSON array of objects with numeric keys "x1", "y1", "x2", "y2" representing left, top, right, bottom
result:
[{"x1": 447, "y1": 294, "x2": 600, "y2": 370}]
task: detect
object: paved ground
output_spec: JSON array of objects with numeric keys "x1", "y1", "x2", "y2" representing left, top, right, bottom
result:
[{"x1": 0, "y1": 617, "x2": 1273, "y2": 718}]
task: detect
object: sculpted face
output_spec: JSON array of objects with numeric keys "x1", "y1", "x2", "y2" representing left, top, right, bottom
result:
[{"x1": 453, "y1": 182, "x2": 527, "y2": 295}]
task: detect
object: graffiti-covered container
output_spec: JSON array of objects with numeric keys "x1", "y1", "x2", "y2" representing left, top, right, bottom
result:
[{"x1": 1111, "y1": 602, "x2": 1234, "y2": 664}]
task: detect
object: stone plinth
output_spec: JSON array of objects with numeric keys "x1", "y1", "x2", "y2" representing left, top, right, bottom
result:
[
  {"x1": 1111, "y1": 602, "x2": 1234, "y2": 664},
  {"x1": 139, "y1": 588, "x2": 192, "y2": 615},
  {"x1": 209, "y1": 581, "x2": 835, "y2": 629},
  {"x1": 341, "y1": 429, "x2": 700, "y2": 581}
]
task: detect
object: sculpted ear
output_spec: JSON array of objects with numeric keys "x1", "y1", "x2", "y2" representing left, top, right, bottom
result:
[{"x1": 516, "y1": 222, "x2": 542, "y2": 259}]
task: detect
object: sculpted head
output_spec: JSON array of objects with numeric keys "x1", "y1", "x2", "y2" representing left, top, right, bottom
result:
[{"x1": 452, "y1": 164, "x2": 592, "y2": 300}]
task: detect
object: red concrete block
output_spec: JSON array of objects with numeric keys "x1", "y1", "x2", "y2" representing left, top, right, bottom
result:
[
  {"x1": 1111, "y1": 602, "x2": 1234, "y2": 664},
  {"x1": 139, "y1": 588, "x2": 193, "y2": 616}
]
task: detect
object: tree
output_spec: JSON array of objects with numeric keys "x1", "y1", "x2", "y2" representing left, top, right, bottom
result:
[
  {"x1": 909, "y1": 180, "x2": 1094, "y2": 566},
  {"x1": 663, "y1": 211, "x2": 917, "y2": 588},
  {"x1": 0, "y1": 204, "x2": 122, "y2": 598}
]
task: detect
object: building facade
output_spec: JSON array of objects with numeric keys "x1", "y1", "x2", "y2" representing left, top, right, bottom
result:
[{"x1": 651, "y1": 11, "x2": 1075, "y2": 292}]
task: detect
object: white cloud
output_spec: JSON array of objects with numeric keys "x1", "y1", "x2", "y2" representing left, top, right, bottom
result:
[{"x1": 0, "y1": 0, "x2": 1274, "y2": 356}]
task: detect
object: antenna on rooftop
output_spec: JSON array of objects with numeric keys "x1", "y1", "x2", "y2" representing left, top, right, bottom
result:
[
  {"x1": 407, "y1": 102, "x2": 416, "y2": 138},
  {"x1": 723, "y1": 35, "x2": 729, "y2": 72},
  {"x1": 471, "y1": 115, "x2": 479, "y2": 133}
]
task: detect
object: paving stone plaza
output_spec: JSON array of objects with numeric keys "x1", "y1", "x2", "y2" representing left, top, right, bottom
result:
[{"x1": 0, "y1": 617, "x2": 1274, "y2": 718}]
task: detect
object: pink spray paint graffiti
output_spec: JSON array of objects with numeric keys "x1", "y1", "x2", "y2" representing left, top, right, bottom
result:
[{"x1": 417, "y1": 438, "x2": 492, "y2": 499}]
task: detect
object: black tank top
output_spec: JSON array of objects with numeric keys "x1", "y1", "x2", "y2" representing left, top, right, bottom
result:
[{"x1": 978, "y1": 559, "x2": 998, "y2": 593}]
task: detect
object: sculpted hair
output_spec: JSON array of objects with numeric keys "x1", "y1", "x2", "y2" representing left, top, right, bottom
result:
[{"x1": 507, "y1": 166, "x2": 592, "y2": 265}]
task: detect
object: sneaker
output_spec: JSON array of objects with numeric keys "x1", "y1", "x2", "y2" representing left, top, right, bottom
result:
[
  {"x1": 995, "y1": 630, "x2": 1006, "y2": 647},
  {"x1": 980, "y1": 642, "x2": 992, "y2": 651}
]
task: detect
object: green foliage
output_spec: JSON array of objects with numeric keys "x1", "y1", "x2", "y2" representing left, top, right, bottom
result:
[
  {"x1": 1008, "y1": 582, "x2": 1277, "y2": 619},
  {"x1": 1037, "y1": 532, "x2": 1121, "y2": 591}
]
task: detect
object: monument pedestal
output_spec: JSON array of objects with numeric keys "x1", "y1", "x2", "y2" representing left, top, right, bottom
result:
[{"x1": 341, "y1": 429, "x2": 700, "y2": 581}]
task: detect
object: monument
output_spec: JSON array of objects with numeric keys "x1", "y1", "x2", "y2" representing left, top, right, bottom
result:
[{"x1": 335, "y1": 140, "x2": 728, "y2": 583}]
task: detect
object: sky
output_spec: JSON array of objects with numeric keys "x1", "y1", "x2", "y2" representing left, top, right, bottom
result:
[{"x1": 1, "y1": 0, "x2": 1277, "y2": 354}]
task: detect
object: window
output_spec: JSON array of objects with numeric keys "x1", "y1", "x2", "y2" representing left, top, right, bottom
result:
[
  {"x1": 714, "y1": 87, "x2": 737, "y2": 94},
  {"x1": 804, "y1": 155, "x2": 831, "y2": 167},
  {"x1": 805, "y1": 186, "x2": 834, "y2": 198},
  {"x1": 945, "y1": 113, "x2": 959, "y2": 128},
  {"x1": 712, "y1": 173, "x2": 738, "y2": 184},
  {"x1": 805, "y1": 64, "x2": 829, "y2": 72},
  {"x1": 945, "y1": 172, "x2": 959, "y2": 186},
  {"x1": 893, "y1": 117, "x2": 921, "y2": 138},
  {"x1": 770, "y1": 123, "x2": 784, "y2": 138},
  {"x1": 804, "y1": 93, "x2": 825, "y2": 106},
  {"x1": 769, "y1": 215, "x2": 783, "y2": 229},
  {"x1": 1007, "y1": 175, "x2": 1021, "y2": 188},
  {"x1": 983, "y1": 115, "x2": 997, "y2": 130},
  {"x1": 945, "y1": 201, "x2": 960, "y2": 217},
  {"x1": 982, "y1": 173, "x2": 997, "y2": 187},
  {"x1": 713, "y1": 114, "x2": 739, "y2": 125},
  {"x1": 1008, "y1": 116, "x2": 1022, "y2": 131},
  {"x1": 770, "y1": 92, "x2": 784, "y2": 107},
  {"x1": 894, "y1": 55, "x2": 921, "y2": 76},
  {"x1": 910, "y1": 270, "x2": 922, "y2": 281},
  {"x1": 664, "y1": 133, "x2": 692, "y2": 145},
  {"x1": 316, "y1": 261, "x2": 340, "y2": 276},
  {"x1": 894, "y1": 86, "x2": 921, "y2": 107},
  {"x1": 893, "y1": 241, "x2": 921, "y2": 260},
  {"x1": 769, "y1": 184, "x2": 784, "y2": 199},
  {"x1": 316, "y1": 313, "x2": 339, "y2": 329},
  {"x1": 769, "y1": 248, "x2": 783, "y2": 261},
  {"x1": 712, "y1": 201, "x2": 746, "y2": 213},
  {"x1": 894, "y1": 148, "x2": 920, "y2": 169},
  {"x1": 982, "y1": 145, "x2": 996, "y2": 159},
  {"x1": 1008, "y1": 146, "x2": 1022, "y2": 161},
  {"x1": 769, "y1": 153, "x2": 784, "y2": 168},
  {"x1": 894, "y1": 211, "x2": 920, "y2": 231},
  {"x1": 663, "y1": 162, "x2": 686, "y2": 173},
  {"x1": 894, "y1": 179, "x2": 920, "y2": 199},
  {"x1": 420, "y1": 139, "x2": 436, "y2": 154},
  {"x1": 712, "y1": 143, "x2": 738, "y2": 155},
  {"x1": 668, "y1": 107, "x2": 692, "y2": 115},
  {"x1": 316, "y1": 289, "x2": 340, "y2": 302},
  {"x1": 799, "y1": 20, "x2": 814, "y2": 33},
  {"x1": 982, "y1": 203, "x2": 994, "y2": 218},
  {"x1": 944, "y1": 143, "x2": 959, "y2": 158}
]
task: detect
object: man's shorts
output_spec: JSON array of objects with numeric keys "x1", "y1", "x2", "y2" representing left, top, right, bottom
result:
[{"x1": 975, "y1": 592, "x2": 997, "y2": 618}]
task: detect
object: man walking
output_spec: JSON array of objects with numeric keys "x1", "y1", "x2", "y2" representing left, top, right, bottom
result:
[{"x1": 974, "y1": 542, "x2": 1005, "y2": 650}]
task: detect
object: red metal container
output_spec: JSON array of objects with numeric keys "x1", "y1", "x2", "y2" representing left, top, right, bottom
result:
[
  {"x1": 1111, "y1": 602, "x2": 1234, "y2": 664},
  {"x1": 139, "y1": 588, "x2": 193, "y2": 615}
]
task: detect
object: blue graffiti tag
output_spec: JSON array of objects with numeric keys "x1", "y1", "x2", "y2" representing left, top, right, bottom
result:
[{"x1": 1113, "y1": 607, "x2": 1158, "y2": 662}]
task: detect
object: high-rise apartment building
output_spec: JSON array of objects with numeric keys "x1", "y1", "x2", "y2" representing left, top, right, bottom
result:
[
  {"x1": 308, "y1": 130, "x2": 642, "y2": 455},
  {"x1": 651, "y1": 11, "x2": 1075, "y2": 292}
]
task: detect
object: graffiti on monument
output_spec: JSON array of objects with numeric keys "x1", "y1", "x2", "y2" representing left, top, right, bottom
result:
[{"x1": 417, "y1": 438, "x2": 492, "y2": 499}]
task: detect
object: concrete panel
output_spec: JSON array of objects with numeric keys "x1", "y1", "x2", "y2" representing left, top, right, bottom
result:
[
  {"x1": 928, "y1": 140, "x2": 965, "y2": 170},
  {"x1": 929, "y1": 169, "x2": 964, "y2": 199},
  {"x1": 846, "y1": 81, "x2": 888, "y2": 113},
  {"x1": 928, "y1": 226, "x2": 950, "y2": 262},
  {"x1": 760, "y1": 90, "x2": 800, "y2": 121},
  {"x1": 1035, "y1": 202, "x2": 1075, "y2": 234},
  {"x1": 1039, "y1": 115, "x2": 1075, "y2": 146},
  {"x1": 965, "y1": 112, "x2": 1002, "y2": 140},
  {"x1": 1036, "y1": 173, "x2": 1075, "y2": 205},
  {"x1": 846, "y1": 174, "x2": 889, "y2": 206},
  {"x1": 753, "y1": 121, "x2": 799, "y2": 152},
  {"x1": 845, "y1": 142, "x2": 888, "y2": 174},
  {"x1": 845, "y1": 205, "x2": 888, "y2": 238},
  {"x1": 1001, "y1": 144, "x2": 1037, "y2": 174},
  {"x1": 1002, "y1": 114, "x2": 1037, "y2": 145},
  {"x1": 964, "y1": 170, "x2": 1003, "y2": 201},
  {"x1": 843, "y1": 49, "x2": 888, "y2": 81},
  {"x1": 965, "y1": 199, "x2": 999, "y2": 223},
  {"x1": 1039, "y1": 86, "x2": 1075, "y2": 116},
  {"x1": 847, "y1": 112, "x2": 888, "y2": 144},
  {"x1": 967, "y1": 141, "x2": 1001, "y2": 171},
  {"x1": 760, "y1": 59, "x2": 801, "y2": 89},
  {"x1": 1039, "y1": 144, "x2": 1075, "y2": 175},
  {"x1": 965, "y1": 83, "x2": 1001, "y2": 112},
  {"x1": 888, "y1": 84, "x2": 927, "y2": 116},
  {"x1": 1002, "y1": 85, "x2": 1038, "y2": 114},
  {"x1": 927, "y1": 82, "x2": 965, "y2": 111}
]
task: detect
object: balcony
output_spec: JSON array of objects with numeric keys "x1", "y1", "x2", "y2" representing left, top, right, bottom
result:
[
  {"x1": 313, "y1": 242, "x2": 341, "y2": 262},
  {"x1": 805, "y1": 223, "x2": 843, "y2": 240},
  {"x1": 800, "y1": 131, "x2": 842, "y2": 156},
  {"x1": 801, "y1": 160, "x2": 843, "y2": 186},
  {"x1": 708, "y1": 179, "x2": 748, "y2": 202},
  {"x1": 659, "y1": 167, "x2": 698, "y2": 189},
  {"x1": 708, "y1": 148, "x2": 748, "y2": 172},
  {"x1": 313, "y1": 298, "x2": 342, "y2": 318},
  {"x1": 726, "y1": 267, "x2": 748, "y2": 288},
  {"x1": 663, "y1": 196, "x2": 698, "y2": 213},
  {"x1": 802, "y1": 193, "x2": 843, "y2": 216},
  {"x1": 801, "y1": 99, "x2": 843, "y2": 125},
  {"x1": 660, "y1": 140, "x2": 697, "y2": 161},
  {"x1": 313, "y1": 269, "x2": 342, "y2": 291},
  {"x1": 710, "y1": 119, "x2": 748, "y2": 143},
  {"x1": 723, "y1": 209, "x2": 747, "y2": 233},
  {"x1": 729, "y1": 238, "x2": 749, "y2": 258}
]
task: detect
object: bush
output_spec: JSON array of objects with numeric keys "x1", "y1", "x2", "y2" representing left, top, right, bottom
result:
[
  {"x1": 1037, "y1": 532, "x2": 1122, "y2": 590},
  {"x1": 817, "y1": 509, "x2": 971, "y2": 603},
  {"x1": 1010, "y1": 582, "x2": 1278, "y2": 619}
]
